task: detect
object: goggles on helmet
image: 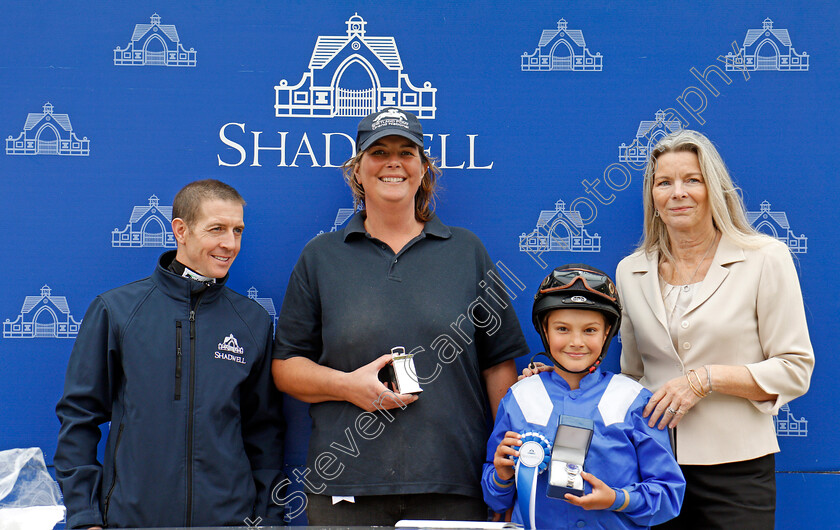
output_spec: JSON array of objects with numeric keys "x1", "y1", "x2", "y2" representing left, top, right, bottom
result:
[{"x1": 536, "y1": 267, "x2": 617, "y2": 303}]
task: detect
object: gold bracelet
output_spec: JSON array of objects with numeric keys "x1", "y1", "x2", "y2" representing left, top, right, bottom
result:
[
  {"x1": 688, "y1": 370, "x2": 706, "y2": 395},
  {"x1": 687, "y1": 380, "x2": 704, "y2": 397},
  {"x1": 686, "y1": 370, "x2": 706, "y2": 398},
  {"x1": 689, "y1": 369, "x2": 706, "y2": 393},
  {"x1": 685, "y1": 371, "x2": 701, "y2": 396},
  {"x1": 689, "y1": 369, "x2": 707, "y2": 397}
]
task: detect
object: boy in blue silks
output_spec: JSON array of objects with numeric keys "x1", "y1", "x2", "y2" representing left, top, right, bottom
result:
[{"x1": 482, "y1": 264, "x2": 685, "y2": 529}]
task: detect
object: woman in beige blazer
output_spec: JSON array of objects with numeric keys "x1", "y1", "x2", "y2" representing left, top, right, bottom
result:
[{"x1": 616, "y1": 129, "x2": 814, "y2": 529}]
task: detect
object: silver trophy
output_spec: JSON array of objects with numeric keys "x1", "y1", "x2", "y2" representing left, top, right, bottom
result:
[{"x1": 379, "y1": 346, "x2": 423, "y2": 394}]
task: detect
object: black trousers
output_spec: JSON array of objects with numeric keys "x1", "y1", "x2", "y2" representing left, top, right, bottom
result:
[
  {"x1": 656, "y1": 454, "x2": 776, "y2": 530},
  {"x1": 306, "y1": 492, "x2": 488, "y2": 526}
]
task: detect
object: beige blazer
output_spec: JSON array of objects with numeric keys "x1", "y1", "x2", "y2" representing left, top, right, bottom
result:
[{"x1": 616, "y1": 235, "x2": 814, "y2": 465}]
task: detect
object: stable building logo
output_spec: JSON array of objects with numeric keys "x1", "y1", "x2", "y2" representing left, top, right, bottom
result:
[
  {"x1": 521, "y1": 18, "x2": 603, "y2": 72},
  {"x1": 519, "y1": 199, "x2": 602, "y2": 268},
  {"x1": 6, "y1": 102, "x2": 90, "y2": 156},
  {"x1": 274, "y1": 13, "x2": 436, "y2": 119},
  {"x1": 3, "y1": 285, "x2": 82, "y2": 339},
  {"x1": 747, "y1": 200, "x2": 807, "y2": 254},
  {"x1": 317, "y1": 208, "x2": 354, "y2": 235},
  {"x1": 723, "y1": 18, "x2": 809, "y2": 72},
  {"x1": 774, "y1": 404, "x2": 808, "y2": 437},
  {"x1": 217, "y1": 13, "x2": 490, "y2": 170},
  {"x1": 618, "y1": 110, "x2": 684, "y2": 165},
  {"x1": 215, "y1": 334, "x2": 246, "y2": 364},
  {"x1": 112, "y1": 195, "x2": 176, "y2": 248},
  {"x1": 248, "y1": 287, "x2": 277, "y2": 336},
  {"x1": 114, "y1": 13, "x2": 196, "y2": 67}
]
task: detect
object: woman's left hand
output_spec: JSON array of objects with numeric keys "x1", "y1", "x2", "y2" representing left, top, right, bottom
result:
[
  {"x1": 644, "y1": 371, "x2": 706, "y2": 429},
  {"x1": 518, "y1": 361, "x2": 553, "y2": 381}
]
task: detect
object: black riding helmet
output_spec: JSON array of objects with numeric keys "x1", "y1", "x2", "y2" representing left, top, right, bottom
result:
[{"x1": 532, "y1": 264, "x2": 622, "y2": 374}]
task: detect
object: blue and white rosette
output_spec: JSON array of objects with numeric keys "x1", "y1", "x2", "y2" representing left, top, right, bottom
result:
[{"x1": 514, "y1": 431, "x2": 551, "y2": 529}]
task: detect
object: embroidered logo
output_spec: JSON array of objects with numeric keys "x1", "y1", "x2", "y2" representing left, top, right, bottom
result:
[
  {"x1": 215, "y1": 334, "x2": 246, "y2": 364},
  {"x1": 372, "y1": 109, "x2": 409, "y2": 130}
]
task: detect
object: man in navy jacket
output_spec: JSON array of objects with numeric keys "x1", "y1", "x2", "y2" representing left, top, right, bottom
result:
[{"x1": 55, "y1": 180, "x2": 284, "y2": 529}]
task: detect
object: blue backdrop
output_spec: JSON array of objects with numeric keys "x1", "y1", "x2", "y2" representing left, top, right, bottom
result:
[{"x1": 1, "y1": 1, "x2": 837, "y2": 527}]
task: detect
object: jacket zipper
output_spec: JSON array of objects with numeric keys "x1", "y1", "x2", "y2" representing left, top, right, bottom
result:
[
  {"x1": 102, "y1": 422, "x2": 125, "y2": 527},
  {"x1": 174, "y1": 321, "x2": 183, "y2": 400},
  {"x1": 185, "y1": 289, "x2": 205, "y2": 526}
]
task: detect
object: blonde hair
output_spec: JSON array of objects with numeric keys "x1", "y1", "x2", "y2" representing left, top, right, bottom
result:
[
  {"x1": 639, "y1": 129, "x2": 771, "y2": 263},
  {"x1": 341, "y1": 150, "x2": 442, "y2": 222}
]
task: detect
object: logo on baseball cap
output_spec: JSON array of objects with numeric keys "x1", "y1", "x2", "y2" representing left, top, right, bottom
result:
[{"x1": 356, "y1": 107, "x2": 424, "y2": 152}]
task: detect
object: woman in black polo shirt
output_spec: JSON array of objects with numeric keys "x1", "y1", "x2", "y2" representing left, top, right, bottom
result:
[{"x1": 272, "y1": 108, "x2": 529, "y2": 525}]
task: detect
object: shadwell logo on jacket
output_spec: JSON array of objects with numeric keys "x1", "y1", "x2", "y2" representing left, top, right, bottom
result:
[{"x1": 215, "y1": 334, "x2": 246, "y2": 364}]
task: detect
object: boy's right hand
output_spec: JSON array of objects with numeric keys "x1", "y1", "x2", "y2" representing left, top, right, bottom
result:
[
  {"x1": 563, "y1": 471, "x2": 617, "y2": 511},
  {"x1": 493, "y1": 431, "x2": 522, "y2": 481}
]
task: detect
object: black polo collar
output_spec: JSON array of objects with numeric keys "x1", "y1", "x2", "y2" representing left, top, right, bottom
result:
[{"x1": 343, "y1": 212, "x2": 452, "y2": 242}]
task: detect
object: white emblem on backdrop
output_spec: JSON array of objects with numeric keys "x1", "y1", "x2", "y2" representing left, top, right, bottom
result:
[
  {"x1": 774, "y1": 403, "x2": 808, "y2": 437},
  {"x1": 519, "y1": 199, "x2": 601, "y2": 268},
  {"x1": 317, "y1": 208, "x2": 355, "y2": 235},
  {"x1": 724, "y1": 18, "x2": 809, "y2": 72},
  {"x1": 3, "y1": 285, "x2": 82, "y2": 339},
  {"x1": 618, "y1": 110, "x2": 684, "y2": 164},
  {"x1": 747, "y1": 200, "x2": 807, "y2": 253},
  {"x1": 521, "y1": 18, "x2": 602, "y2": 71},
  {"x1": 275, "y1": 13, "x2": 436, "y2": 118},
  {"x1": 6, "y1": 102, "x2": 90, "y2": 156},
  {"x1": 114, "y1": 13, "x2": 196, "y2": 67},
  {"x1": 112, "y1": 195, "x2": 176, "y2": 248},
  {"x1": 247, "y1": 287, "x2": 277, "y2": 335}
]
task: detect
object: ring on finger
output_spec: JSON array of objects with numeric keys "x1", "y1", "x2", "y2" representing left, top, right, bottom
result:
[{"x1": 666, "y1": 407, "x2": 678, "y2": 415}]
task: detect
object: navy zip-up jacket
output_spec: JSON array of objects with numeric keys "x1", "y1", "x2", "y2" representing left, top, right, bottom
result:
[{"x1": 55, "y1": 251, "x2": 284, "y2": 528}]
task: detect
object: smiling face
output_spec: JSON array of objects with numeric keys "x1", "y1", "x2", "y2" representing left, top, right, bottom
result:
[
  {"x1": 354, "y1": 135, "x2": 427, "y2": 213},
  {"x1": 544, "y1": 309, "x2": 609, "y2": 388},
  {"x1": 173, "y1": 198, "x2": 244, "y2": 279},
  {"x1": 652, "y1": 151, "x2": 713, "y2": 235}
]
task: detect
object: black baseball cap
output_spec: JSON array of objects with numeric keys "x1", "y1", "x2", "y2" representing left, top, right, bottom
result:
[{"x1": 356, "y1": 107, "x2": 424, "y2": 152}]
